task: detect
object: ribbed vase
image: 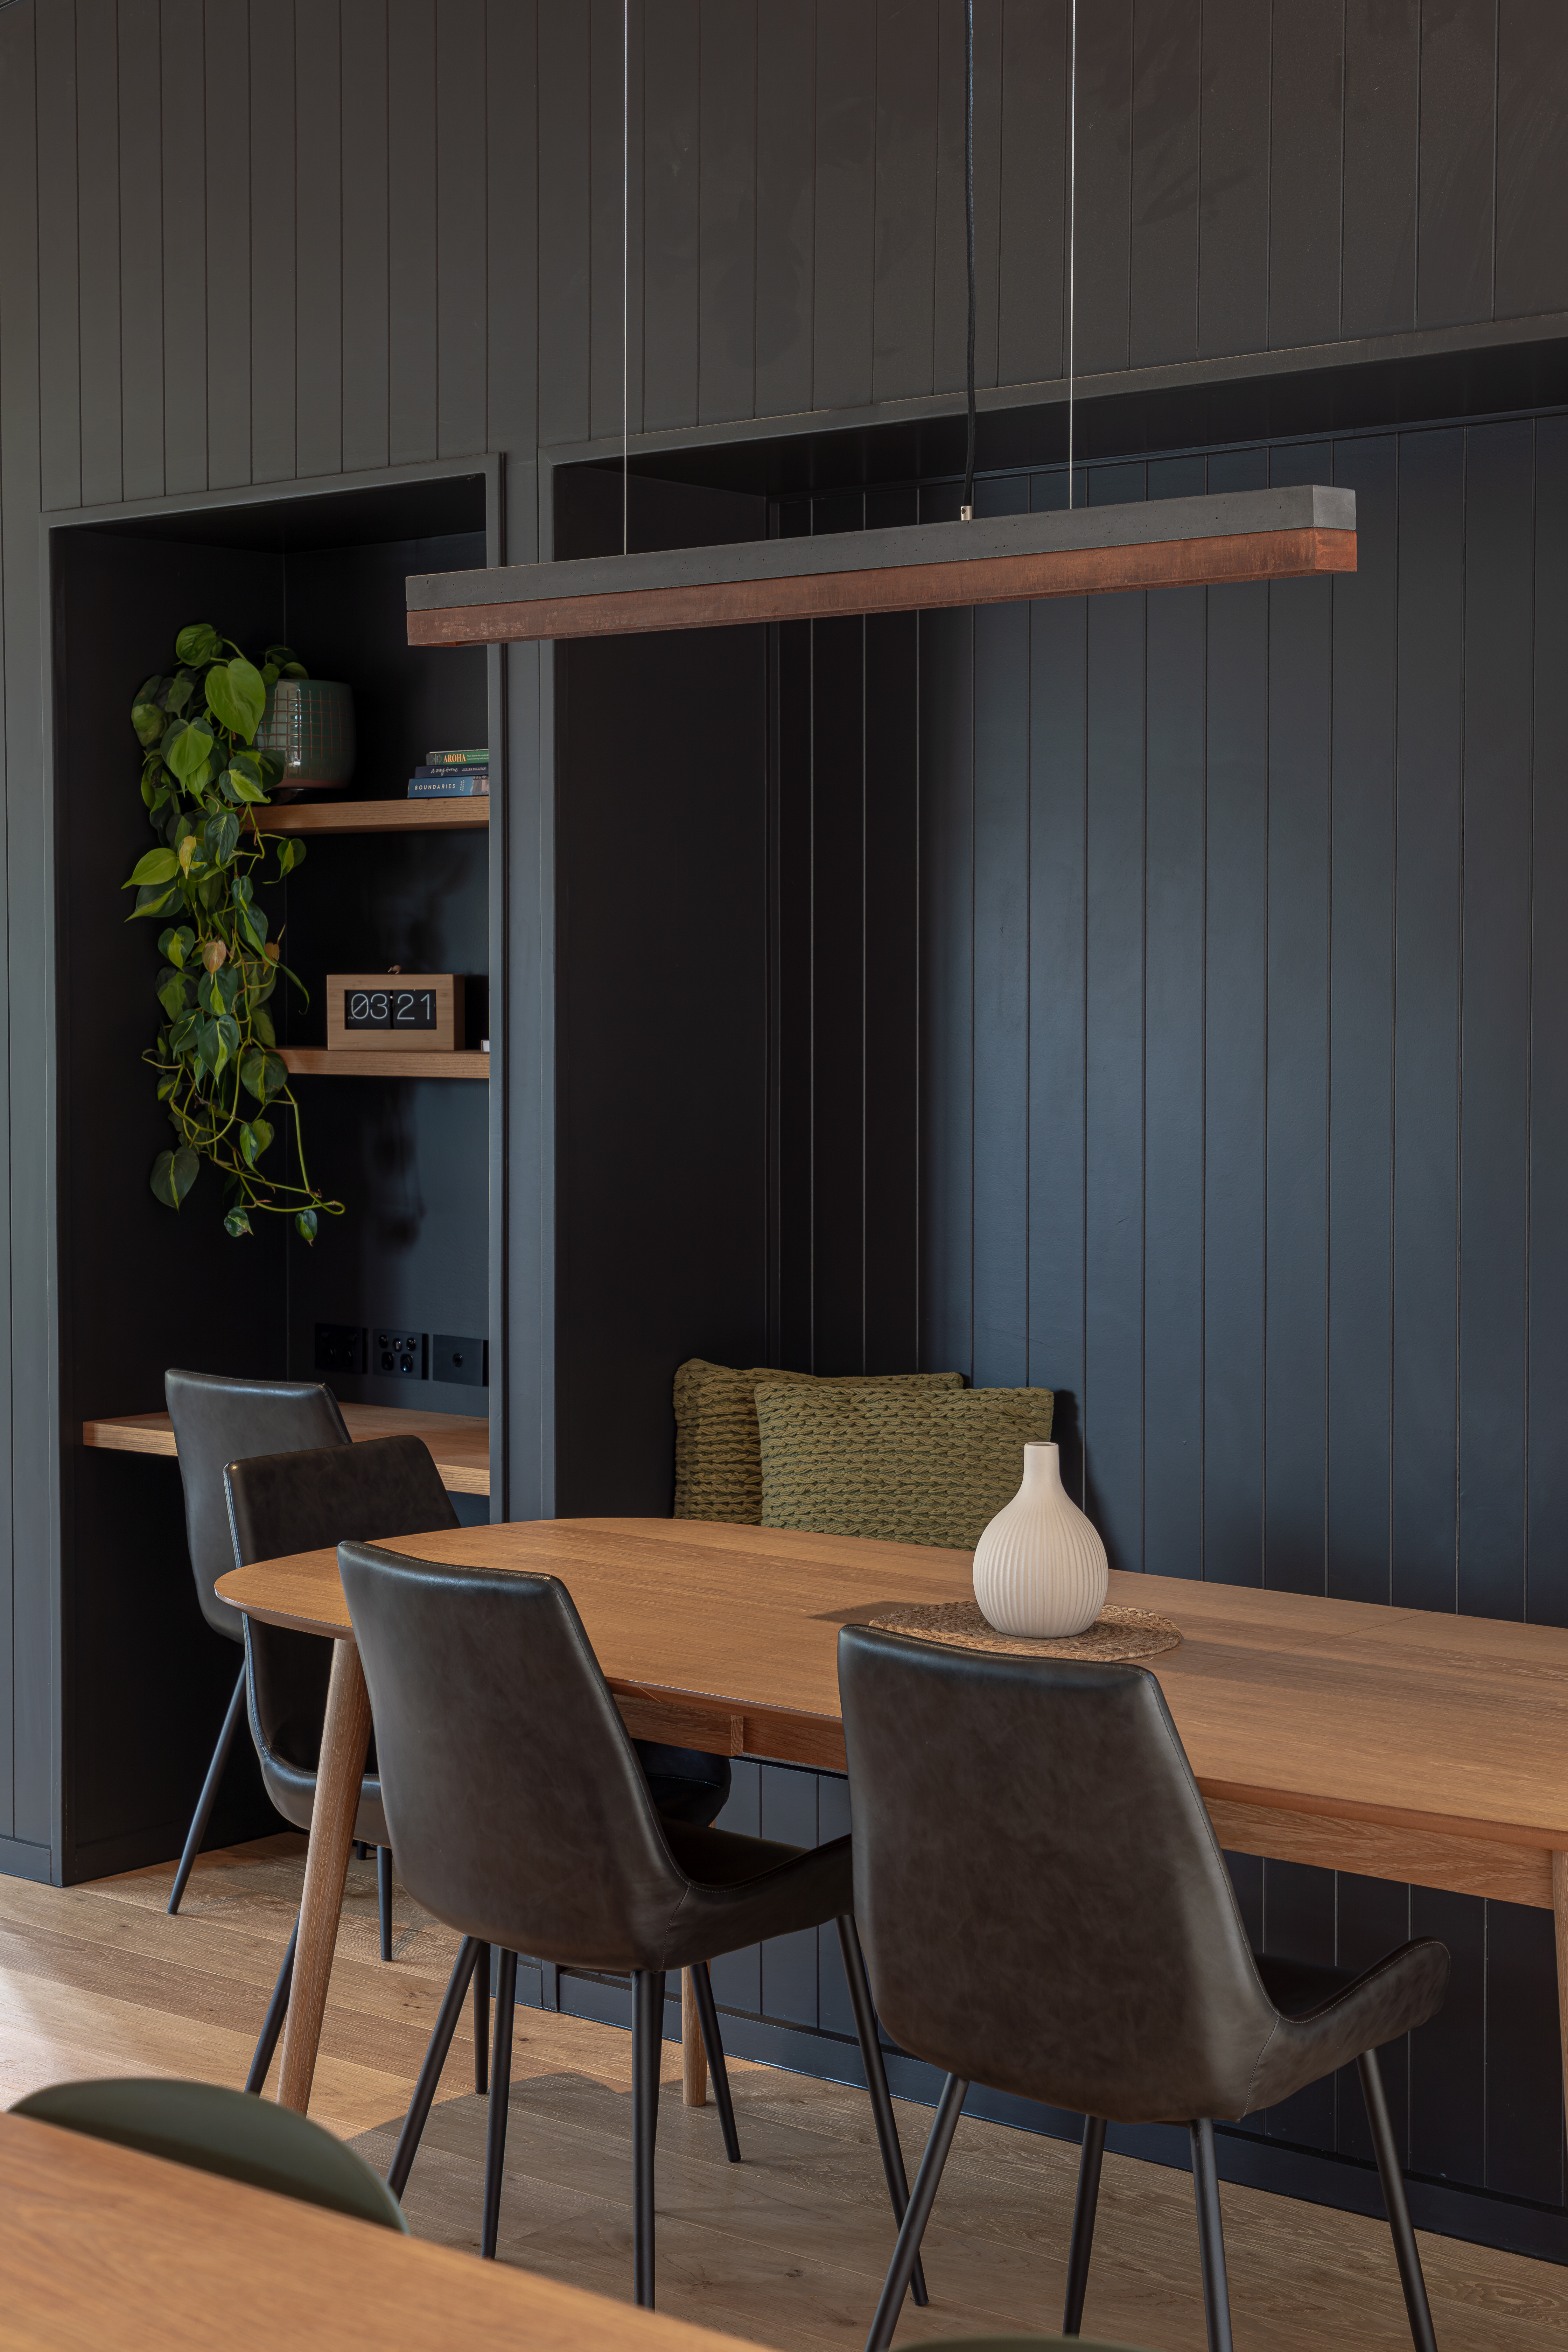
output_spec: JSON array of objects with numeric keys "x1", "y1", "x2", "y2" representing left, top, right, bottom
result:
[{"x1": 971, "y1": 1442, "x2": 1108, "y2": 1638}]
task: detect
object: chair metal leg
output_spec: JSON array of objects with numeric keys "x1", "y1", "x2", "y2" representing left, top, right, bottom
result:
[
  {"x1": 864, "y1": 2072, "x2": 968, "y2": 2352},
  {"x1": 835, "y1": 1914, "x2": 929, "y2": 2307},
  {"x1": 474, "y1": 1944, "x2": 490, "y2": 2094},
  {"x1": 481, "y1": 1949, "x2": 518, "y2": 2258},
  {"x1": 1190, "y1": 2119, "x2": 1234, "y2": 2352},
  {"x1": 168, "y1": 1666, "x2": 246, "y2": 1916},
  {"x1": 632, "y1": 1968, "x2": 666, "y2": 2308},
  {"x1": 377, "y1": 1847, "x2": 394, "y2": 1962},
  {"x1": 688, "y1": 1960, "x2": 741, "y2": 2162},
  {"x1": 1358, "y1": 2047, "x2": 1438, "y2": 2352},
  {"x1": 387, "y1": 1934, "x2": 484, "y2": 2198},
  {"x1": 244, "y1": 1913, "x2": 299, "y2": 2095},
  {"x1": 1062, "y1": 2113, "x2": 1106, "y2": 2335}
]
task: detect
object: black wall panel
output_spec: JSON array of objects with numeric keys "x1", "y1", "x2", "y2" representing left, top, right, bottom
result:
[{"x1": 759, "y1": 419, "x2": 1568, "y2": 2232}]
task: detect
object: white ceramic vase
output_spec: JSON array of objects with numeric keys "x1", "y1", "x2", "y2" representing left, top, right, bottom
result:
[{"x1": 971, "y1": 1442, "x2": 1109, "y2": 1637}]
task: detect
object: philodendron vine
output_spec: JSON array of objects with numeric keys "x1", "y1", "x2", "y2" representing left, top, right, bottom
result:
[{"x1": 123, "y1": 621, "x2": 343, "y2": 1243}]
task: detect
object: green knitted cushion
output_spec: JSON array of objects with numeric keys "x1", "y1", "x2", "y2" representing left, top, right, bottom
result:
[
  {"x1": 673, "y1": 1358, "x2": 966, "y2": 1525},
  {"x1": 755, "y1": 1381, "x2": 1055, "y2": 1549}
]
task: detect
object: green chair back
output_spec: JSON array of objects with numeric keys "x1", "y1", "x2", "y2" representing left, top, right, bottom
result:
[{"x1": 12, "y1": 2077, "x2": 408, "y2": 2232}]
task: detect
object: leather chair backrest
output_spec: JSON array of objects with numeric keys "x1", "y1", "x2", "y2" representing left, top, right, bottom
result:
[
  {"x1": 165, "y1": 1370, "x2": 349, "y2": 1642},
  {"x1": 837, "y1": 1624, "x2": 1283, "y2": 2125},
  {"x1": 224, "y1": 1438, "x2": 459, "y2": 1776},
  {"x1": 338, "y1": 1541, "x2": 695, "y2": 1970}
]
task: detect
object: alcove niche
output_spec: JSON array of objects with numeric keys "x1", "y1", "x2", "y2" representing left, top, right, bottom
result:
[{"x1": 51, "y1": 463, "x2": 496, "y2": 1883}]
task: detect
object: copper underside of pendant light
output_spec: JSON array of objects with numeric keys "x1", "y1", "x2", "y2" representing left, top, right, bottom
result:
[{"x1": 405, "y1": 486, "x2": 1357, "y2": 650}]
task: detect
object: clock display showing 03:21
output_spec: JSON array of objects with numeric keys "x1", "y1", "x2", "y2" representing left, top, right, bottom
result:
[{"x1": 344, "y1": 987, "x2": 438, "y2": 1030}]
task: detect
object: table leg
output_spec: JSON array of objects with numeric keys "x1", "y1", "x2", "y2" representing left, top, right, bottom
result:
[
  {"x1": 681, "y1": 1968, "x2": 708, "y2": 2107},
  {"x1": 276, "y1": 1638, "x2": 373, "y2": 2115}
]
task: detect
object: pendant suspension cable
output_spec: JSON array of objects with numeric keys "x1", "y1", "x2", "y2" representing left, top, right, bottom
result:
[
  {"x1": 1066, "y1": 0, "x2": 1077, "y2": 509},
  {"x1": 622, "y1": 0, "x2": 630, "y2": 554},
  {"x1": 961, "y1": 0, "x2": 976, "y2": 520}
]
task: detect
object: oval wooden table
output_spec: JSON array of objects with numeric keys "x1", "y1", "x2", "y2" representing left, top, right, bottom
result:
[
  {"x1": 0, "y1": 2109, "x2": 757, "y2": 2352},
  {"x1": 216, "y1": 1518, "x2": 1568, "y2": 2120}
]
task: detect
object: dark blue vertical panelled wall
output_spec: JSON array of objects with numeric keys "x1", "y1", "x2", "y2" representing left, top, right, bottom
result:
[{"x1": 765, "y1": 418, "x2": 1568, "y2": 2236}]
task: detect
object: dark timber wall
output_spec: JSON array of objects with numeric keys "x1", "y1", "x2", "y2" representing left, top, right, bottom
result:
[{"x1": 4, "y1": 0, "x2": 1568, "y2": 2263}]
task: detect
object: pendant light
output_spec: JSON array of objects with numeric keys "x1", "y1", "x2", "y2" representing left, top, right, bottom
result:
[{"x1": 406, "y1": 4, "x2": 1353, "y2": 652}]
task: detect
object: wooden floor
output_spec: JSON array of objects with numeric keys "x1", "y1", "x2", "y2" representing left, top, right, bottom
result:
[{"x1": 0, "y1": 1841, "x2": 1563, "y2": 2350}]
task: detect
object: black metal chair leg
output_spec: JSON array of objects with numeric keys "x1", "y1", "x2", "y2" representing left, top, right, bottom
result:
[
  {"x1": 632, "y1": 1968, "x2": 666, "y2": 2308},
  {"x1": 168, "y1": 1666, "x2": 246, "y2": 1916},
  {"x1": 864, "y1": 2072, "x2": 967, "y2": 2352},
  {"x1": 474, "y1": 1944, "x2": 490, "y2": 2094},
  {"x1": 1358, "y1": 2047, "x2": 1439, "y2": 2352},
  {"x1": 688, "y1": 1960, "x2": 741, "y2": 2162},
  {"x1": 480, "y1": 1949, "x2": 518, "y2": 2258},
  {"x1": 243, "y1": 1913, "x2": 299, "y2": 2095},
  {"x1": 1062, "y1": 2113, "x2": 1106, "y2": 2334},
  {"x1": 387, "y1": 1934, "x2": 484, "y2": 2198},
  {"x1": 835, "y1": 1914, "x2": 929, "y2": 2307},
  {"x1": 1190, "y1": 2119, "x2": 1235, "y2": 2352},
  {"x1": 377, "y1": 1847, "x2": 394, "y2": 1962}
]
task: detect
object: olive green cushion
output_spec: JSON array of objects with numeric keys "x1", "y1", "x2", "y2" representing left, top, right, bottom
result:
[
  {"x1": 673, "y1": 1358, "x2": 966, "y2": 1525},
  {"x1": 12, "y1": 2077, "x2": 408, "y2": 2232},
  {"x1": 756, "y1": 1381, "x2": 1055, "y2": 1549}
]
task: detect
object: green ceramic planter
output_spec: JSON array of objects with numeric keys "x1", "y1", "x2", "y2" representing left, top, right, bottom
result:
[{"x1": 255, "y1": 677, "x2": 356, "y2": 789}]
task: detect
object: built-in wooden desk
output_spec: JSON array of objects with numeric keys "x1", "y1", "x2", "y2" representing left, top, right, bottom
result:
[
  {"x1": 0, "y1": 2110, "x2": 756, "y2": 2352},
  {"x1": 82, "y1": 1402, "x2": 490, "y2": 1497},
  {"x1": 216, "y1": 1520, "x2": 1568, "y2": 2127}
]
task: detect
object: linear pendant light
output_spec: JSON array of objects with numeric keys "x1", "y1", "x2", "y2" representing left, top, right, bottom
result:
[
  {"x1": 405, "y1": 486, "x2": 1356, "y2": 648},
  {"x1": 405, "y1": 6, "x2": 1356, "y2": 656}
]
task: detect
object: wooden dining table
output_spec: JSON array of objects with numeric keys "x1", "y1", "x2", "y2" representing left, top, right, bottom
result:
[
  {"x1": 0, "y1": 2109, "x2": 758, "y2": 2351},
  {"x1": 215, "y1": 1517, "x2": 1568, "y2": 2121}
]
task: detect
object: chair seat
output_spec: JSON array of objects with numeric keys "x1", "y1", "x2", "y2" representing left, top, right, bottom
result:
[
  {"x1": 1245, "y1": 1939, "x2": 1449, "y2": 2114},
  {"x1": 648, "y1": 1823, "x2": 854, "y2": 1972}
]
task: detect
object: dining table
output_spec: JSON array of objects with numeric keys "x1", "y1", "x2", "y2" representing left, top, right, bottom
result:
[
  {"x1": 214, "y1": 1516, "x2": 1568, "y2": 2121},
  {"x1": 0, "y1": 2108, "x2": 759, "y2": 2351}
]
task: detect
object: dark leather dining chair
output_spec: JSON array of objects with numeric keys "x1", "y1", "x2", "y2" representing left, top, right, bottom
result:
[
  {"x1": 338, "y1": 1540, "x2": 927, "y2": 2312},
  {"x1": 223, "y1": 1435, "x2": 464, "y2": 2095},
  {"x1": 163, "y1": 1370, "x2": 353, "y2": 1916},
  {"x1": 838, "y1": 1627, "x2": 1451, "y2": 2352}
]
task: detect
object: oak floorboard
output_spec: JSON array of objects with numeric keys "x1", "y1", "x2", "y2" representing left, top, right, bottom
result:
[{"x1": 0, "y1": 1841, "x2": 1560, "y2": 2351}]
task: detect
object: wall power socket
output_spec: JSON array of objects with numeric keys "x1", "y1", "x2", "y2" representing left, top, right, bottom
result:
[{"x1": 374, "y1": 1328, "x2": 427, "y2": 1378}]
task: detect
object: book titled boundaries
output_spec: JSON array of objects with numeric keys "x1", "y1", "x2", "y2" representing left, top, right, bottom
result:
[{"x1": 408, "y1": 747, "x2": 489, "y2": 799}]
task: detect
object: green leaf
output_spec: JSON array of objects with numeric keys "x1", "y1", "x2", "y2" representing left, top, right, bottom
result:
[
  {"x1": 165, "y1": 720, "x2": 215, "y2": 784},
  {"x1": 257, "y1": 751, "x2": 285, "y2": 790},
  {"x1": 251, "y1": 1002, "x2": 276, "y2": 1046},
  {"x1": 131, "y1": 699, "x2": 165, "y2": 748},
  {"x1": 196, "y1": 1016, "x2": 231, "y2": 1079},
  {"x1": 158, "y1": 924, "x2": 194, "y2": 970},
  {"x1": 223, "y1": 764, "x2": 268, "y2": 804},
  {"x1": 156, "y1": 1073, "x2": 180, "y2": 1102},
  {"x1": 276, "y1": 836, "x2": 305, "y2": 877},
  {"x1": 261, "y1": 1050, "x2": 288, "y2": 1099},
  {"x1": 150, "y1": 1145, "x2": 200, "y2": 1209},
  {"x1": 169, "y1": 1009, "x2": 199, "y2": 1056},
  {"x1": 240, "y1": 1046, "x2": 268, "y2": 1102},
  {"x1": 123, "y1": 846, "x2": 180, "y2": 890},
  {"x1": 163, "y1": 673, "x2": 194, "y2": 715},
  {"x1": 175, "y1": 622, "x2": 223, "y2": 668},
  {"x1": 206, "y1": 656, "x2": 266, "y2": 743},
  {"x1": 265, "y1": 644, "x2": 307, "y2": 679},
  {"x1": 129, "y1": 882, "x2": 180, "y2": 921},
  {"x1": 224, "y1": 1206, "x2": 253, "y2": 1239},
  {"x1": 203, "y1": 809, "x2": 240, "y2": 866},
  {"x1": 237, "y1": 899, "x2": 268, "y2": 951},
  {"x1": 248, "y1": 1115, "x2": 274, "y2": 1157},
  {"x1": 295, "y1": 1207, "x2": 318, "y2": 1244},
  {"x1": 155, "y1": 967, "x2": 189, "y2": 1020}
]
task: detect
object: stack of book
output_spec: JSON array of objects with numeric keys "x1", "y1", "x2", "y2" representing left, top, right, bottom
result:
[{"x1": 407, "y1": 747, "x2": 489, "y2": 799}]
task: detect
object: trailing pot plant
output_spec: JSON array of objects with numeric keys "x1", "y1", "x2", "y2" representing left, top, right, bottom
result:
[{"x1": 123, "y1": 621, "x2": 344, "y2": 1243}]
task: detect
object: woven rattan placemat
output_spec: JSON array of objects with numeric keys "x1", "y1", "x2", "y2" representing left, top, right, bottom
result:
[{"x1": 864, "y1": 1597, "x2": 1182, "y2": 1662}]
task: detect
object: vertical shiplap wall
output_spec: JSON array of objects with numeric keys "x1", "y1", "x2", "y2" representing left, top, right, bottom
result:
[{"x1": 773, "y1": 418, "x2": 1568, "y2": 2211}]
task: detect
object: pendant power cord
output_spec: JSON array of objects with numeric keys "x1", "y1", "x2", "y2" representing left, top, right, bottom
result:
[{"x1": 961, "y1": 0, "x2": 977, "y2": 520}]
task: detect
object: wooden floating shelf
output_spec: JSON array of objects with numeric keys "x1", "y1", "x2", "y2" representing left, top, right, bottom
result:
[
  {"x1": 278, "y1": 1048, "x2": 489, "y2": 1080},
  {"x1": 82, "y1": 1403, "x2": 490, "y2": 1497},
  {"x1": 253, "y1": 798, "x2": 489, "y2": 835}
]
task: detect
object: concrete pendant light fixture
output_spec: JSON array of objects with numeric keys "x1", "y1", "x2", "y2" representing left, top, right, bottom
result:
[{"x1": 405, "y1": 3, "x2": 1354, "y2": 653}]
